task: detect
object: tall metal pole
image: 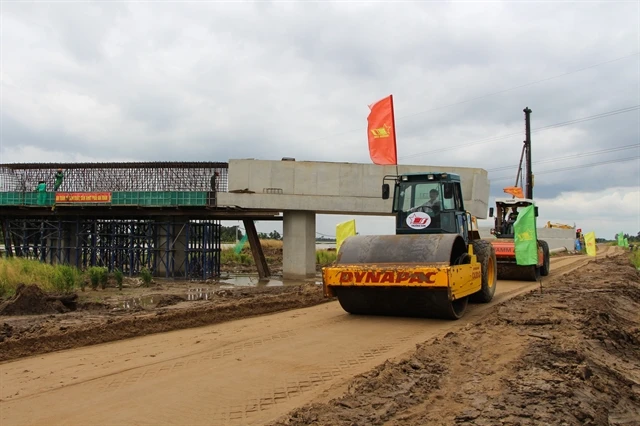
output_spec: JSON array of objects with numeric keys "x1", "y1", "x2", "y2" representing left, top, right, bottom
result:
[{"x1": 524, "y1": 107, "x2": 533, "y2": 200}]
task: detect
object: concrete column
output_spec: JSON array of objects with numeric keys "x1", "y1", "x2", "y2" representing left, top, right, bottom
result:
[
  {"x1": 173, "y1": 219, "x2": 188, "y2": 277},
  {"x1": 283, "y1": 210, "x2": 316, "y2": 279},
  {"x1": 155, "y1": 218, "x2": 188, "y2": 278}
]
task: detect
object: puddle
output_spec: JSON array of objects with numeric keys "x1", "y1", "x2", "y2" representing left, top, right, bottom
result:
[
  {"x1": 218, "y1": 275, "x2": 321, "y2": 287},
  {"x1": 185, "y1": 287, "x2": 212, "y2": 301},
  {"x1": 118, "y1": 276, "x2": 322, "y2": 310},
  {"x1": 119, "y1": 295, "x2": 158, "y2": 310}
]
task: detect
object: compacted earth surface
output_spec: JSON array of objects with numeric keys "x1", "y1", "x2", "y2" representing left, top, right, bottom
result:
[
  {"x1": 0, "y1": 280, "x2": 327, "y2": 363},
  {"x1": 272, "y1": 253, "x2": 640, "y2": 426},
  {"x1": 0, "y1": 241, "x2": 333, "y2": 363}
]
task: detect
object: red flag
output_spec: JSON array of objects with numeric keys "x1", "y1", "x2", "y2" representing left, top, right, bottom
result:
[
  {"x1": 367, "y1": 95, "x2": 398, "y2": 165},
  {"x1": 503, "y1": 186, "x2": 524, "y2": 198}
]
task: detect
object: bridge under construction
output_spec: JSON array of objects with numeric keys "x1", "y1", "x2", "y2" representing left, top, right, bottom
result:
[
  {"x1": 0, "y1": 162, "x2": 280, "y2": 280},
  {"x1": 0, "y1": 159, "x2": 497, "y2": 280}
]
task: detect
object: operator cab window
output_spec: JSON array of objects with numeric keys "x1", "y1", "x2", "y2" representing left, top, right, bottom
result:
[{"x1": 395, "y1": 183, "x2": 442, "y2": 212}]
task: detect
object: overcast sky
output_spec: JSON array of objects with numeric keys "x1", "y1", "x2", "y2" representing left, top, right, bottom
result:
[{"x1": 1, "y1": 1, "x2": 638, "y2": 241}]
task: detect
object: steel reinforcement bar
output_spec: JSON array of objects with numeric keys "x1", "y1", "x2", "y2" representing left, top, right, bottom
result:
[{"x1": 0, "y1": 162, "x2": 229, "y2": 193}]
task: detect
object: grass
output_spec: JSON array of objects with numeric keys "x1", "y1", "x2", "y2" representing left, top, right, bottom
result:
[
  {"x1": 631, "y1": 250, "x2": 640, "y2": 269},
  {"x1": 316, "y1": 250, "x2": 337, "y2": 266},
  {"x1": 0, "y1": 257, "x2": 83, "y2": 297},
  {"x1": 223, "y1": 239, "x2": 337, "y2": 266}
]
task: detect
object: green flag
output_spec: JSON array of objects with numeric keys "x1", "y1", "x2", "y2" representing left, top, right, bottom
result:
[
  {"x1": 618, "y1": 232, "x2": 625, "y2": 246},
  {"x1": 514, "y1": 205, "x2": 538, "y2": 265},
  {"x1": 234, "y1": 233, "x2": 249, "y2": 254},
  {"x1": 624, "y1": 238, "x2": 629, "y2": 248}
]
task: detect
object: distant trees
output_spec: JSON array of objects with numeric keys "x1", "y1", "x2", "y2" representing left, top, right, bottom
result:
[
  {"x1": 615, "y1": 232, "x2": 640, "y2": 243},
  {"x1": 220, "y1": 226, "x2": 282, "y2": 243},
  {"x1": 221, "y1": 226, "x2": 243, "y2": 243},
  {"x1": 258, "y1": 230, "x2": 282, "y2": 240}
]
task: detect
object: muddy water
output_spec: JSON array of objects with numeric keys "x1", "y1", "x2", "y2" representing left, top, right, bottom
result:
[{"x1": 119, "y1": 275, "x2": 322, "y2": 309}]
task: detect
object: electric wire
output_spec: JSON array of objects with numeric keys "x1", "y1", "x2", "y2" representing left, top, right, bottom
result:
[
  {"x1": 487, "y1": 144, "x2": 640, "y2": 172},
  {"x1": 399, "y1": 105, "x2": 640, "y2": 159},
  {"x1": 490, "y1": 156, "x2": 640, "y2": 183},
  {"x1": 301, "y1": 52, "x2": 640, "y2": 145}
]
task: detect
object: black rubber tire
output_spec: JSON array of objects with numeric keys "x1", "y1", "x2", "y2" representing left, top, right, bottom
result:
[
  {"x1": 470, "y1": 239, "x2": 498, "y2": 303},
  {"x1": 539, "y1": 240, "x2": 550, "y2": 276}
]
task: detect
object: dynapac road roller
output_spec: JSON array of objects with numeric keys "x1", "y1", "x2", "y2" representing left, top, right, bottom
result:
[{"x1": 322, "y1": 172, "x2": 497, "y2": 320}]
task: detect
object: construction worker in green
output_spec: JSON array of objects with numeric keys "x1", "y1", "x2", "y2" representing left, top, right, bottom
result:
[
  {"x1": 54, "y1": 168, "x2": 64, "y2": 191},
  {"x1": 36, "y1": 180, "x2": 47, "y2": 205}
]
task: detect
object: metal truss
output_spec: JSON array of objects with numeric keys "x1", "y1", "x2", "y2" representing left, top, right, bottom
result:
[{"x1": 0, "y1": 162, "x2": 229, "y2": 193}]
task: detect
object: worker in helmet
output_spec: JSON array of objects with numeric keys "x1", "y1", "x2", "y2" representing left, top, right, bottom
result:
[{"x1": 54, "y1": 168, "x2": 64, "y2": 191}]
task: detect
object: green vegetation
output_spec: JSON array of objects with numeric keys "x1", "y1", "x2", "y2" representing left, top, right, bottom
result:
[
  {"x1": 631, "y1": 250, "x2": 640, "y2": 269},
  {"x1": 316, "y1": 250, "x2": 337, "y2": 266},
  {"x1": 0, "y1": 258, "x2": 83, "y2": 296},
  {"x1": 140, "y1": 267, "x2": 153, "y2": 287},
  {"x1": 87, "y1": 267, "x2": 106, "y2": 290},
  {"x1": 114, "y1": 268, "x2": 124, "y2": 290}
]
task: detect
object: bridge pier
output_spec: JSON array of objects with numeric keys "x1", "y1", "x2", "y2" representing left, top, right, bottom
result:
[{"x1": 283, "y1": 210, "x2": 316, "y2": 280}]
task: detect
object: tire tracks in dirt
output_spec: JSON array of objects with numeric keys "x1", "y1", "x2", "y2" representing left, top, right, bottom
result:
[{"x1": 0, "y1": 250, "x2": 611, "y2": 426}]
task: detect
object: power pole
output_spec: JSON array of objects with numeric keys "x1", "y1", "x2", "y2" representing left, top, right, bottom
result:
[{"x1": 524, "y1": 107, "x2": 533, "y2": 200}]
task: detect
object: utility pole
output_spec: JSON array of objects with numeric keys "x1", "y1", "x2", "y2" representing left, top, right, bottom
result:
[{"x1": 524, "y1": 107, "x2": 533, "y2": 200}]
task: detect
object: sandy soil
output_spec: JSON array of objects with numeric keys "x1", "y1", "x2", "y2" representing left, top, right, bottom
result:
[
  {"x1": 0, "y1": 249, "x2": 603, "y2": 426},
  {"x1": 0, "y1": 242, "x2": 326, "y2": 362},
  {"x1": 0, "y1": 283, "x2": 327, "y2": 363},
  {"x1": 273, "y1": 249, "x2": 640, "y2": 426}
]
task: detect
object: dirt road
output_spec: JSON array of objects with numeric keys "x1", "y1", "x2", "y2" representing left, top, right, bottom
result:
[{"x1": 0, "y1": 249, "x2": 612, "y2": 426}]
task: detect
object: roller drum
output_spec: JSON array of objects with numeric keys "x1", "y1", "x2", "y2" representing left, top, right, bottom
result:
[
  {"x1": 333, "y1": 234, "x2": 470, "y2": 320},
  {"x1": 337, "y1": 234, "x2": 468, "y2": 266},
  {"x1": 497, "y1": 264, "x2": 540, "y2": 281}
]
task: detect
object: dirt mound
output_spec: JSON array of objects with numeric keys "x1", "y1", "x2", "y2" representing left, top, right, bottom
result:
[
  {"x1": 273, "y1": 253, "x2": 640, "y2": 426},
  {"x1": 155, "y1": 294, "x2": 186, "y2": 308},
  {"x1": 0, "y1": 284, "x2": 77, "y2": 316},
  {"x1": 282, "y1": 353, "x2": 447, "y2": 426}
]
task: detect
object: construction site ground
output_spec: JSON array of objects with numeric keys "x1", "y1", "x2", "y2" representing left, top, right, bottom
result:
[{"x1": 1, "y1": 244, "x2": 638, "y2": 425}]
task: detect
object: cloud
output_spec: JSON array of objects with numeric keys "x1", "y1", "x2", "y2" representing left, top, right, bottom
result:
[{"x1": 1, "y1": 1, "x2": 638, "y2": 241}]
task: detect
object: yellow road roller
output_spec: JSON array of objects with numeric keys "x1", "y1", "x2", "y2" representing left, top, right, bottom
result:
[{"x1": 322, "y1": 172, "x2": 497, "y2": 320}]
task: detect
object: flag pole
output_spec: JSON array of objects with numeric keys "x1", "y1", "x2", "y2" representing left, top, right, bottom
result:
[{"x1": 389, "y1": 94, "x2": 399, "y2": 176}]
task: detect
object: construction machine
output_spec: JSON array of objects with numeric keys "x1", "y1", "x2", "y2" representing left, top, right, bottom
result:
[
  {"x1": 322, "y1": 172, "x2": 498, "y2": 320},
  {"x1": 545, "y1": 221, "x2": 574, "y2": 229},
  {"x1": 488, "y1": 107, "x2": 550, "y2": 281}
]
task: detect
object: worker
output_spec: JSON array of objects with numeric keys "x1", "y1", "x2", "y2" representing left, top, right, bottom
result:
[
  {"x1": 35, "y1": 180, "x2": 47, "y2": 206},
  {"x1": 425, "y1": 189, "x2": 441, "y2": 210},
  {"x1": 504, "y1": 207, "x2": 518, "y2": 235},
  {"x1": 53, "y1": 168, "x2": 64, "y2": 191},
  {"x1": 210, "y1": 171, "x2": 219, "y2": 191},
  {"x1": 408, "y1": 189, "x2": 441, "y2": 213}
]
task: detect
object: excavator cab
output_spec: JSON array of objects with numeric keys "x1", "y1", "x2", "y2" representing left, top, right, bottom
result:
[
  {"x1": 488, "y1": 198, "x2": 549, "y2": 281},
  {"x1": 489, "y1": 198, "x2": 539, "y2": 238}
]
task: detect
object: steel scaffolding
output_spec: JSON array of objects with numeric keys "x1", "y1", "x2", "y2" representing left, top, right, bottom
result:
[{"x1": 2, "y1": 217, "x2": 222, "y2": 279}]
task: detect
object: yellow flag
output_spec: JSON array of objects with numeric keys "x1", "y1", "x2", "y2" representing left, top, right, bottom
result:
[
  {"x1": 584, "y1": 231, "x2": 597, "y2": 257},
  {"x1": 336, "y1": 219, "x2": 356, "y2": 253}
]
